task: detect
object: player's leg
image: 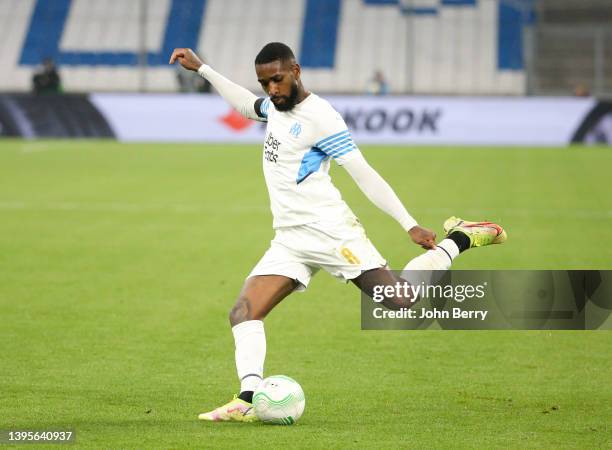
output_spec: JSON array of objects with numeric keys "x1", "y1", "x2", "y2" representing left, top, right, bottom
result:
[
  {"x1": 351, "y1": 266, "x2": 413, "y2": 309},
  {"x1": 230, "y1": 275, "x2": 297, "y2": 398},
  {"x1": 199, "y1": 230, "x2": 315, "y2": 423},
  {"x1": 353, "y1": 217, "x2": 507, "y2": 305},
  {"x1": 403, "y1": 216, "x2": 507, "y2": 271},
  {"x1": 198, "y1": 274, "x2": 297, "y2": 422}
]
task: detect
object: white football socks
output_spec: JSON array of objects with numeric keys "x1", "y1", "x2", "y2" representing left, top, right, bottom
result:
[
  {"x1": 403, "y1": 238, "x2": 460, "y2": 271},
  {"x1": 232, "y1": 320, "x2": 266, "y2": 393}
]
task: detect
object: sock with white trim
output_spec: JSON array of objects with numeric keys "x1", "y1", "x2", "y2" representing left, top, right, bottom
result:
[
  {"x1": 403, "y1": 239, "x2": 460, "y2": 271},
  {"x1": 232, "y1": 320, "x2": 266, "y2": 396}
]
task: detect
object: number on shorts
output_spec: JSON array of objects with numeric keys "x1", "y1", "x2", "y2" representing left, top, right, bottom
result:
[{"x1": 340, "y1": 247, "x2": 361, "y2": 264}]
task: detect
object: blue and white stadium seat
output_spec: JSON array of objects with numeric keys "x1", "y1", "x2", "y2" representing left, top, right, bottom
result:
[{"x1": 0, "y1": 0, "x2": 534, "y2": 94}]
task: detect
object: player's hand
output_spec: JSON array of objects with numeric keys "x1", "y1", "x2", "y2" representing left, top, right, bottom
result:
[
  {"x1": 169, "y1": 48, "x2": 204, "y2": 72},
  {"x1": 408, "y1": 225, "x2": 437, "y2": 250}
]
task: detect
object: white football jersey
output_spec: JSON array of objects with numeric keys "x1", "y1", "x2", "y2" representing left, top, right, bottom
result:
[{"x1": 256, "y1": 93, "x2": 360, "y2": 228}]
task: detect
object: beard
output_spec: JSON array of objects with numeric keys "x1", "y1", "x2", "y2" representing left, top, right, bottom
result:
[{"x1": 271, "y1": 82, "x2": 299, "y2": 112}]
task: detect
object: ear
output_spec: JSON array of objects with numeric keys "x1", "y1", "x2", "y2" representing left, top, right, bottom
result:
[{"x1": 292, "y1": 62, "x2": 301, "y2": 80}]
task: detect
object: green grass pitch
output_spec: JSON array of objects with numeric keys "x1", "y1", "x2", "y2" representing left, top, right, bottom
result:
[{"x1": 1, "y1": 140, "x2": 610, "y2": 448}]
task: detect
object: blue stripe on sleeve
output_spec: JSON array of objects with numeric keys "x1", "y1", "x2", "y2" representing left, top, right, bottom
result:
[
  {"x1": 315, "y1": 130, "x2": 349, "y2": 147},
  {"x1": 324, "y1": 138, "x2": 353, "y2": 155},
  {"x1": 322, "y1": 136, "x2": 352, "y2": 152},
  {"x1": 316, "y1": 129, "x2": 356, "y2": 159}
]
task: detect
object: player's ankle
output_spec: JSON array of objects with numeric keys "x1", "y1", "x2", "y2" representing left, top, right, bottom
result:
[
  {"x1": 447, "y1": 231, "x2": 470, "y2": 252},
  {"x1": 238, "y1": 391, "x2": 254, "y2": 403}
]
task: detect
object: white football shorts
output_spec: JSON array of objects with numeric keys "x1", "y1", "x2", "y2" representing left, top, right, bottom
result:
[{"x1": 248, "y1": 215, "x2": 386, "y2": 291}]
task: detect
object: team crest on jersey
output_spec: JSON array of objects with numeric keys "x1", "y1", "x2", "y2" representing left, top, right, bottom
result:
[{"x1": 289, "y1": 122, "x2": 302, "y2": 138}]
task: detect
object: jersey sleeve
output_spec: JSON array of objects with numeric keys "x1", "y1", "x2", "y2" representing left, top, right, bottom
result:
[
  {"x1": 197, "y1": 64, "x2": 264, "y2": 121},
  {"x1": 313, "y1": 104, "x2": 360, "y2": 165},
  {"x1": 254, "y1": 97, "x2": 272, "y2": 122}
]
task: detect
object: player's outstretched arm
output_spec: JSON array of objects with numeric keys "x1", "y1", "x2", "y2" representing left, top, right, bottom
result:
[
  {"x1": 169, "y1": 48, "x2": 262, "y2": 121},
  {"x1": 342, "y1": 153, "x2": 437, "y2": 249}
]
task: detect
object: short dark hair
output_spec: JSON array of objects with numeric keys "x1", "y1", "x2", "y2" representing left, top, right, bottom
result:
[{"x1": 255, "y1": 42, "x2": 295, "y2": 65}]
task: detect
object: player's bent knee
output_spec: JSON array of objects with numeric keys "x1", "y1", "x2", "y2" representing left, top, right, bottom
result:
[
  {"x1": 229, "y1": 297, "x2": 249, "y2": 326},
  {"x1": 229, "y1": 294, "x2": 272, "y2": 326}
]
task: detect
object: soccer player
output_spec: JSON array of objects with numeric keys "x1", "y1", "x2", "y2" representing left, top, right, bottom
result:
[{"x1": 169, "y1": 43, "x2": 506, "y2": 422}]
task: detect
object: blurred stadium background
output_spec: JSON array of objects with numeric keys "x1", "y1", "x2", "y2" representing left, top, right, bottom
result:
[
  {"x1": 1, "y1": 0, "x2": 611, "y2": 95},
  {"x1": 1, "y1": 0, "x2": 612, "y2": 144},
  {"x1": 1, "y1": 1, "x2": 611, "y2": 448}
]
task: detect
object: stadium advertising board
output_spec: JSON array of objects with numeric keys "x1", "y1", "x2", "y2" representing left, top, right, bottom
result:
[
  {"x1": 1, "y1": 94, "x2": 604, "y2": 145},
  {"x1": 88, "y1": 94, "x2": 600, "y2": 145}
]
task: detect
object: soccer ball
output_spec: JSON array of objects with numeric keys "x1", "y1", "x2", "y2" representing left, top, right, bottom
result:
[{"x1": 253, "y1": 375, "x2": 305, "y2": 425}]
